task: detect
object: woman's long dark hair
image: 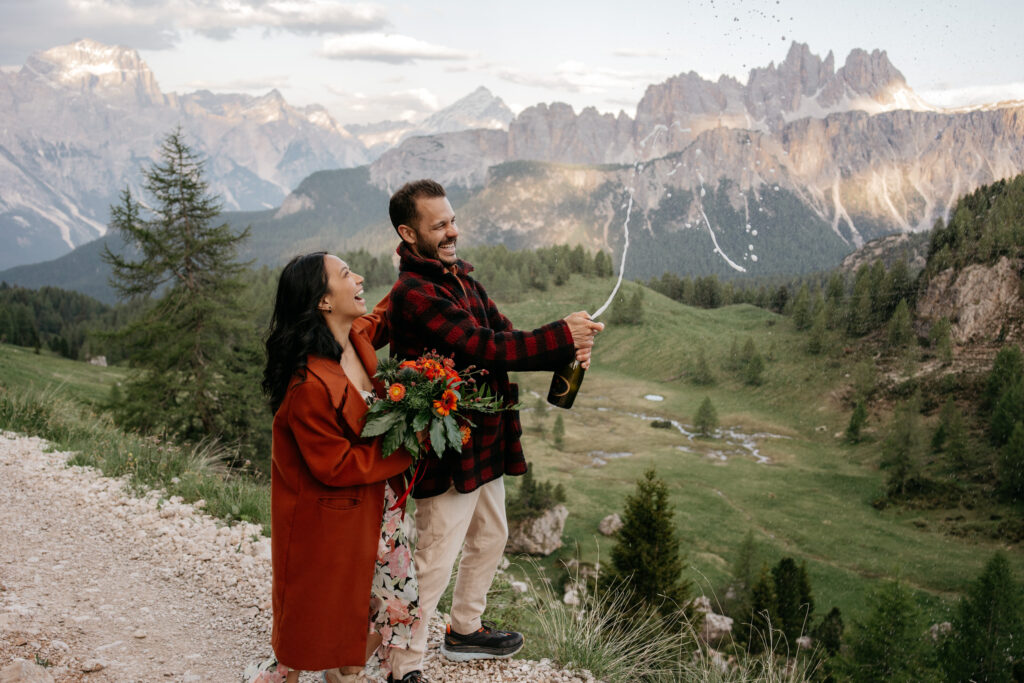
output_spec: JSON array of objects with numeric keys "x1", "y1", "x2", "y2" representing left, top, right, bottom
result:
[{"x1": 262, "y1": 252, "x2": 342, "y2": 413}]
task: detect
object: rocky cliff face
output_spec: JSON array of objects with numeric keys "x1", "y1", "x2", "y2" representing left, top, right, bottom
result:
[
  {"x1": 916, "y1": 257, "x2": 1024, "y2": 345},
  {"x1": 371, "y1": 43, "x2": 1023, "y2": 254}
]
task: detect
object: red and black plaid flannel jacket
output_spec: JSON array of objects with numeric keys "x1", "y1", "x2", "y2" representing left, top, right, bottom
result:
[{"x1": 388, "y1": 242, "x2": 576, "y2": 498}]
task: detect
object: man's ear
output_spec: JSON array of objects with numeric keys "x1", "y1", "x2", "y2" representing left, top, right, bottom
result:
[{"x1": 397, "y1": 223, "x2": 418, "y2": 245}]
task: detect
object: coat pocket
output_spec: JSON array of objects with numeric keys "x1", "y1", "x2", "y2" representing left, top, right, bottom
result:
[{"x1": 317, "y1": 494, "x2": 363, "y2": 510}]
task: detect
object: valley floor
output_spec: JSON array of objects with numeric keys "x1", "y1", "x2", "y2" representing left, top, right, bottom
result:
[{"x1": 0, "y1": 432, "x2": 591, "y2": 683}]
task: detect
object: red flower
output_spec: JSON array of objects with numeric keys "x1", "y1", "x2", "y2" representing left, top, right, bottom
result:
[
  {"x1": 388, "y1": 383, "x2": 406, "y2": 402},
  {"x1": 433, "y1": 389, "x2": 458, "y2": 416},
  {"x1": 444, "y1": 368, "x2": 462, "y2": 386},
  {"x1": 460, "y1": 425, "x2": 471, "y2": 445},
  {"x1": 421, "y1": 359, "x2": 445, "y2": 380}
]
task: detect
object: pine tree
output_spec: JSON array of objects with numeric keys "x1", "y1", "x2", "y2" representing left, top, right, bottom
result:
[
  {"x1": 985, "y1": 346, "x2": 1024, "y2": 409},
  {"x1": 990, "y1": 379, "x2": 1024, "y2": 446},
  {"x1": 849, "y1": 580, "x2": 927, "y2": 683},
  {"x1": 886, "y1": 299, "x2": 914, "y2": 350},
  {"x1": 691, "y1": 346, "x2": 715, "y2": 386},
  {"x1": 813, "y1": 606, "x2": 844, "y2": 656},
  {"x1": 725, "y1": 531, "x2": 758, "y2": 618},
  {"x1": 533, "y1": 395, "x2": 547, "y2": 435},
  {"x1": 998, "y1": 422, "x2": 1024, "y2": 499},
  {"x1": 807, "y1": 305, "x2": 828, "y2": 355},
  {"x1": 552, "y1": 414, "x2": 565, "y2": 449},
  {"x1": 694, "y1": 396, "x2": 718, "y2": 437},
  {"x1": 741, "y1": 338, "x2": 765, "y2": 386},
  {"x1": 882, "y1": 396, "x2": 924, "y2": 498},
  {"x1": 101, "y1": 129, "x2": 261, "y2": 458},
  {"x1": 606, "y1": 468, "x2": 690, "y2": 616},
  {"x1": 940, "y1": 552, "x2": 1024, "y2": 683},
  {"x1": 929, "y1": 316, "x2": 953, "y2": 364},
  {"x1": 742, "y1": 565, "x2": 778, "y2": 654},
  {"x1": 846, "y1": 401, "x2": 867, "y2": 444},
  {"x1": 791, "y1": 284, "x2": 812, "y2": 331},
  {"x1": 771, "y1": 557, "x2": 813, "y2": 643},
  {"x1": 594, "y1": 249, "x2": 614, "y2": 277}
]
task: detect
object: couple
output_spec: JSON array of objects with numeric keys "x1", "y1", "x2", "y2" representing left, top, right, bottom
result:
[{"x1": 252, "y1": 179, "x2": 604, "y2": 682}]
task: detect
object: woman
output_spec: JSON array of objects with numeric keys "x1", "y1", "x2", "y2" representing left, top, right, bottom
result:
[{"x1": 251, "y1": 252, "x2": 421, "y2": 683}]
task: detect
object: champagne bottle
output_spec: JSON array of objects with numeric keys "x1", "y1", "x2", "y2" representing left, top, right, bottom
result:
[{"x1": 547, "y1": 359, "x2": 585, "y2": 409}]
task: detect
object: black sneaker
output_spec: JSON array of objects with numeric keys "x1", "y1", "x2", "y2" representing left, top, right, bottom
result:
[
  {"x1": 387, "y1": 671, "x2": 427, "y2": 683},
  {"x1": 440, "y1": 620, "x2": 525, "y2": 661}
]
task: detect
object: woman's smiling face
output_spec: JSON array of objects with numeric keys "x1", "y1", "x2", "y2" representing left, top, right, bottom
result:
[{"x1": 321, "y1": 254, "x2": 366, "y2": 321}]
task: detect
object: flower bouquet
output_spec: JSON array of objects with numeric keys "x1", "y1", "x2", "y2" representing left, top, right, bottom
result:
[{"x1": 361, "y1": 351, "x2": 519, "y2": 464}]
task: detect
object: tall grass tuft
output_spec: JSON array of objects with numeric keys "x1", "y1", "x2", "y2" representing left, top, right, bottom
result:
[
  {"x1": 0, "y1": 383, "x2": 271, "y2": 532},
  {"x1": 516, "y1": 560, "x2": 815, "y2": 682}
]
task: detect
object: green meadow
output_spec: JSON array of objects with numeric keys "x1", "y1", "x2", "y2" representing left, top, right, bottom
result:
[{"x1": 2, "y1": 273, "x2": 1021, "y2": 629}]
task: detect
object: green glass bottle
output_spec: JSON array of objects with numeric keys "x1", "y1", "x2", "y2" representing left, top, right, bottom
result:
[{"x1": 547, "y1": 359, "x2": 585, "y2": 409}]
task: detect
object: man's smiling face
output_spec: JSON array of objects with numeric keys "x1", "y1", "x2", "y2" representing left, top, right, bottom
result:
[{"x1": 406, "y1": 195, "x2": 458, "y2": 266}]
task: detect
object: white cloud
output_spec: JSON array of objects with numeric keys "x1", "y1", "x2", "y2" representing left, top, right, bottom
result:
[
  {"x1": 613, "y1": 47, "x2": 672, "y2": 59},
  {"x1": 497, "y1": 61, "x2": 666, "y2": 95},
  {"x1": 326, "y1": 85, "x2": 441, "y2": 122},
  {"x1": 66, "y1": 0, "x2": 389, "y2": 37},
  {"x1": 919, "y1": 82, "x2": 1024, "y2": 108},
  {"x1": 319, "y1": 32, "x2": 471, "y2": 64},
  {"x1": 182, "y1": 74, "x2": 293, "y2": 92}
]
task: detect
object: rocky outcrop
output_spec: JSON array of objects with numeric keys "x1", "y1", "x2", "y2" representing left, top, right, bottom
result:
[
  {"x1": 916, "y1": 257, "x2": 1024, "y2": 344},
  {"x1": 0, "y1": 660, "x2": 55, "y2": 683},
  {"x1": 505, "y1": 504, "x2": 568, "y2": 556},
  {"x1": 598, "y1": 513, "x2": 622, "y2": 536},
  {"x1": 690, "y1": 596, "x2": 734, "y2": 646}
]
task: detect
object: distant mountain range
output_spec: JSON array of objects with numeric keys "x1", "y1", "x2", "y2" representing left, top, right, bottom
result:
[
  {"x1": 0, "y1": 39, "x2": 512, "y2": 270},
  {"x1": 2, "y1": 39, "x2": 1023, "y2": 301}
]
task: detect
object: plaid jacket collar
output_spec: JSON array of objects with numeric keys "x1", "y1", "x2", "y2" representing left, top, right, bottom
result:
[{"x1": 396, "y1": 242, "x2": 474, "y2": 279}]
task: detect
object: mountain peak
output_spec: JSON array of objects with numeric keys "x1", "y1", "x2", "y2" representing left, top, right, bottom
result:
[
  {"x1": 419, "y1": 86, "x2": 514, "y2": 134},
  {"x1": 26, "y1": 39, "x2": 163, "y2": 106}
]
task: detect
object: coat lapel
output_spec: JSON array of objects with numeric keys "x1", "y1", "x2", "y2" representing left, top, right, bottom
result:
[{"x1": 305, "y1": 354, "x2": 366, "y2": 436}]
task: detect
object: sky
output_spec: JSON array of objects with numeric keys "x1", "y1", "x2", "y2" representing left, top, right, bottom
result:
[{"x1": 1, "y1": 0, "x2": 1023, "y2": 126}]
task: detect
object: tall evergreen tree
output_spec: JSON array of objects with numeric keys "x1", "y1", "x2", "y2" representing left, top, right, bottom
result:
[
  {"x1": 813, "y1": 606, "x2": 844, "y2": 656},
  {"x1": 606, "y1": 468, "x2": 691, "y2": 616},
  {"x1": 694, "y1": 396, "x2": 718, "y2": 437},
  {"x1": 725, "y1": 531, "x2": 758, "y2": 618},
  {"x1": 940, "y1": 552, "x2": 1024, "y2": 683},
  {"x1": 102, "y1": 129, "x2": 261, "y2": 458},
  {"x1": 886, "y1": 299, "x2": 914, "y2": 350},
  {"x1": 846, "y1": 400, "x2": 867, "y2": 444},
  {"x1": 791, "y1": 284, "x2": 813, "y2": 330},
  {"x1": 998, "y1": 422, "x2": 1024, "y2": 500},
  {"x1": 552, "y1": 413, "x2": 565, "y2": 449},
  {"x1": 691, "y1": 345, "x2": 715, "y2": 386},
  {"x1": 771, "y1": 557, "x2": 814, "y2": 643},
  {"x1": 742, "y1": 565, "x2": 778, "y2": 654},
  {"x1": 741, "y1": 338, "x2": 766, "y2": 386},
  {"x1": 882, "y1": 395, "x2": 925, "y2": 497},
  {"x1": 849, "y1": 580, "x2": 928, "y2": 683}
]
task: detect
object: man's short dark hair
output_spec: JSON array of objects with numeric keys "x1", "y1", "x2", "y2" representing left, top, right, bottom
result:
[{"x1": 389, "y1": 179, "x2": 447, "y2": 235}]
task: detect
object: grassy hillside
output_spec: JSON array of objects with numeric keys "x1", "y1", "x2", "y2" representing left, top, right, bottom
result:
[
  {"x1": 2, "y1": 274, "x2": 1020, "y2": 631},
  {"x1": 494, "y1": 275, "x2": 1024, "y2": 624}
]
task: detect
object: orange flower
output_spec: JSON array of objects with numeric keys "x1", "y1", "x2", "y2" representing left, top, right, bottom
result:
[
  {"x1": 444, "y1": 368, "x2": 462, "y2": 385},
  {"x1": 421, "y1": 359, "x2": 444, "y2": 380},
  {"x1": 460, "y1": 425, "x2": 472, "y2": 445},
  {"x1": 399, "y1": 360, "x2": 420, "y2": 371},
  {"x1": 433, "y1": 389, "x2": 458, "y2": 416},
  {"x1": 388, "y1": 383, "x2": 406, "y2": 402}
]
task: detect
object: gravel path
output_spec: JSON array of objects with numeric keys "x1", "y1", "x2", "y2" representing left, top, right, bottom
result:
[{"x1": 0, "y1": 432, "x2": 595, "y2": 682}]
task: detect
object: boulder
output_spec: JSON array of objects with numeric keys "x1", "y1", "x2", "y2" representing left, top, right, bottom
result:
[
  {"x1": 505, "y1": 504, "x2": 568, "y2": 556},
  {"x1": 0, "y1": 660, "x2": 55, "y2": 683},
  {"x1": 598, "y1": 513, "x2": 622, "y2": 536}
]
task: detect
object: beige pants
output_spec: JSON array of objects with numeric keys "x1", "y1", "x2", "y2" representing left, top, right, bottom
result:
[{"x1": 388, "y1": 477, "x2": 508, "y2": 678}]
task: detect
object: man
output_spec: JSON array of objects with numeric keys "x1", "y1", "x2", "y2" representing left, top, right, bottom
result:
[{"x1": 385, "y1": 179, "x2": 603, "y2": 683}]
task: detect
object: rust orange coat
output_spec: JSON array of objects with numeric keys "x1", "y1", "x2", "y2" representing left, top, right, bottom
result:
[{"x1": 270, "y1": 304, "x2": 412, "y2": 671}]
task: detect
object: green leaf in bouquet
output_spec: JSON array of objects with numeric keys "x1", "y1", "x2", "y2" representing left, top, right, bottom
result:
[
  {"x1": 403, "y1": 429, "x2": 421, "y2": 461},
  {"x1": 412, "y1": 410, "x2": 430, "y2": 433},
  {"x1": 361, "y1": 411, "x2": 402, "y2": 438},
  {"x1": 429, "y1": 417, "x2": 447, "y2": 458},
  {"x1": 382, "y1": 425, "x2": 404, "y2": 458},
  {"x1": 443, "y1": 415, "x2": 462, "y2": 451}
]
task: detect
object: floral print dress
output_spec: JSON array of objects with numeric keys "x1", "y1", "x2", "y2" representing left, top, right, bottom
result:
[{"x1": 245, "y1": 393, "x2": 421, "y2": 682}]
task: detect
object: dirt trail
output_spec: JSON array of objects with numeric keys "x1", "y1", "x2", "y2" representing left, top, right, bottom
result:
[{"x1": 0, "y1": 433, "x2": 591, "y2": 682}]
